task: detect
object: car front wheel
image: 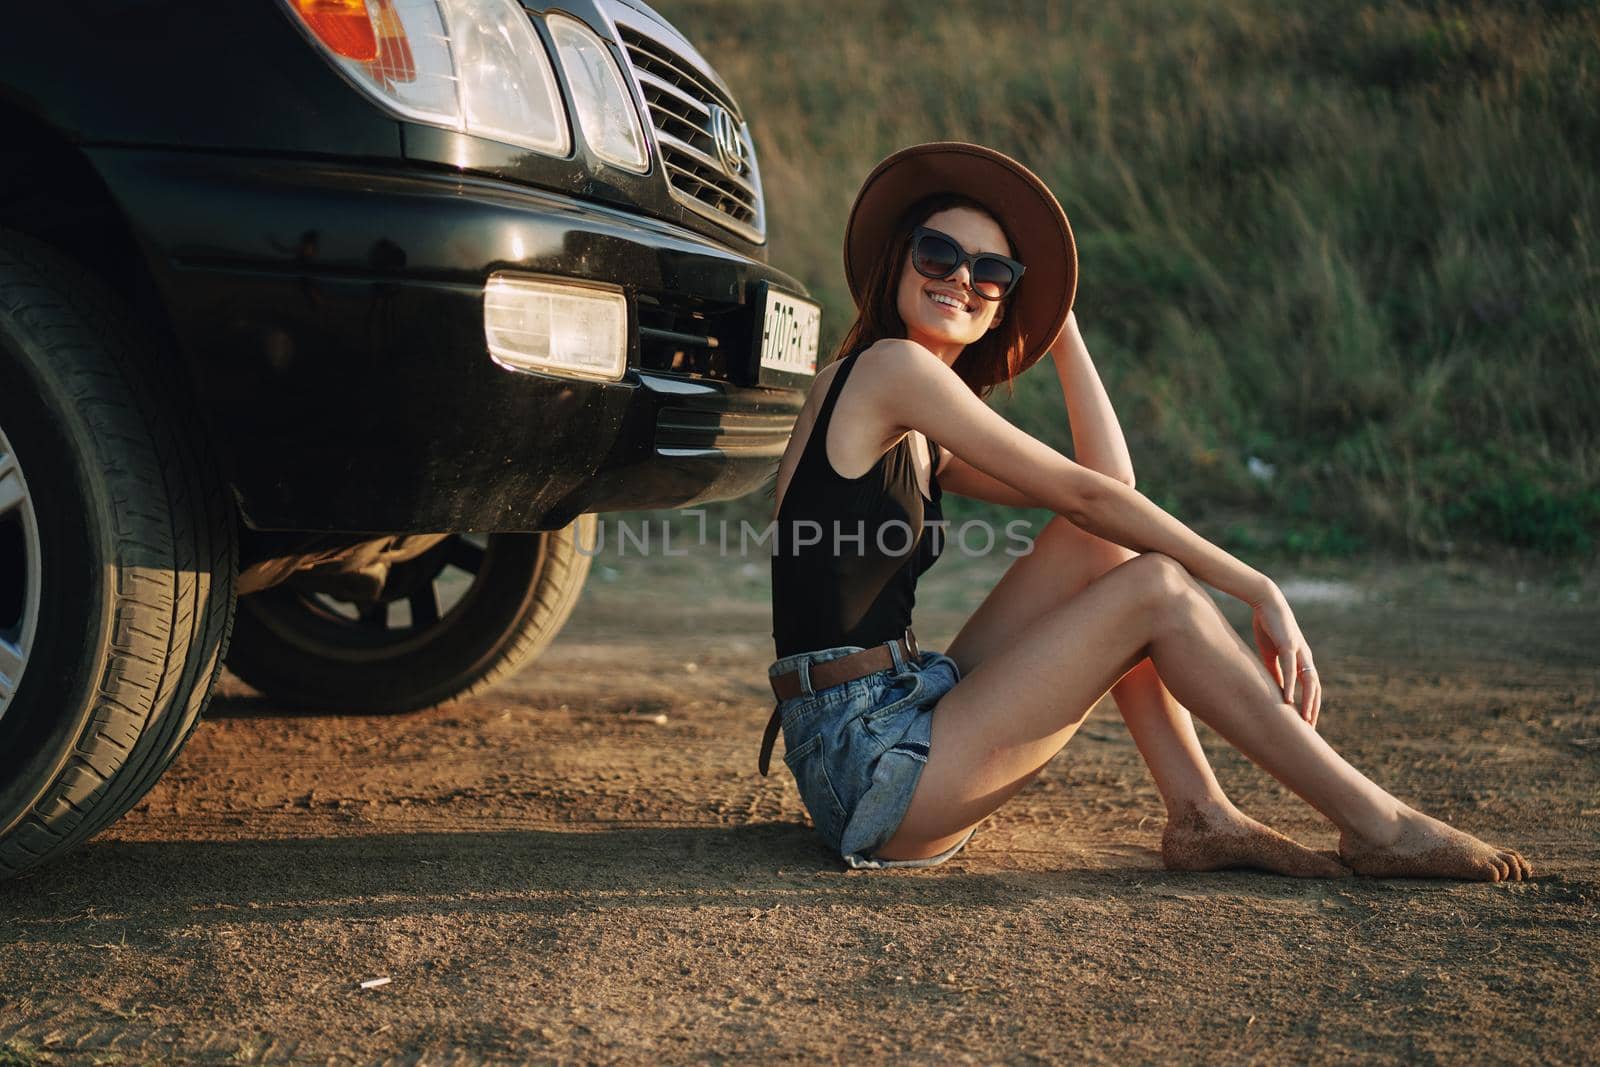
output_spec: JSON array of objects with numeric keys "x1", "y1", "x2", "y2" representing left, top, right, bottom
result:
[{"x1": 0, "y1": 229, "x2": 236, "y2": 879}]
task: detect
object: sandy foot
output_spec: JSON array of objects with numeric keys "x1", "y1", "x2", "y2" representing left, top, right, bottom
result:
[
  {"x1": 1161, "y1": 802, "x2": 1351, "y2": 878},
  {"x1": 1338, "y1": 809, "x2": 1533, "y2": 881}
]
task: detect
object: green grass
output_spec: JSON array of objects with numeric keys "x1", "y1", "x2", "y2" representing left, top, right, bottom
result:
[
  {"x1": 649, "y1": 0, "x2": 1600, "y2": 558},
  {"x1": 0, "y1": 1041, "x2": 42, "y2": 1066}
]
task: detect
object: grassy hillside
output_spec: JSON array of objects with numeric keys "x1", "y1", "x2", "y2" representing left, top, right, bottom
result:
[{"x1": 651, "y1": 0, "x2": 1600, "y2": 559}]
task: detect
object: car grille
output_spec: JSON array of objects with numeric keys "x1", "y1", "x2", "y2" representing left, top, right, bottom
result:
[
  {"x1": 636, "y1": 292, "x2": 750, "y2": 380},
  {"x1": 616, "y1": 25, "x2": 765, "y2": 244}
]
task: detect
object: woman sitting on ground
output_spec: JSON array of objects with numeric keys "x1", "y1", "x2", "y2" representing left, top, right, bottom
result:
[{"x1": 763, "y1": 141, "x2": 1531, "y2": 881}]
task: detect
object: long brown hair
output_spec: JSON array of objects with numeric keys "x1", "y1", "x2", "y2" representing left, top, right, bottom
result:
[{"x1": 832, "y1": 192, "x2": 1028, "y2": 401}]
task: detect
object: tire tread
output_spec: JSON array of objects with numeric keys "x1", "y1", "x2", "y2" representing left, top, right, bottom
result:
[{"x1": 0, "y1": 230, "x2": 235, "y2": 878}]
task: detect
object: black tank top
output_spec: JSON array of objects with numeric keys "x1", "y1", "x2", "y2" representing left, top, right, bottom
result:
[{"x1": 771, "y1": 350, "x2": 945, "y2": 659}]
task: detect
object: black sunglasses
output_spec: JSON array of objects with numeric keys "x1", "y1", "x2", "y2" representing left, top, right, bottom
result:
[{"x1": 909, "y1": 226, "x2": 1025, "y2": 301}]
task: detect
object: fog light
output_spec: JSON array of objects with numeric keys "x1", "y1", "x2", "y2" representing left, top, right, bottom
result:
[{"x1": 484, "y1": 274, "x2": 628, "y2": 381}]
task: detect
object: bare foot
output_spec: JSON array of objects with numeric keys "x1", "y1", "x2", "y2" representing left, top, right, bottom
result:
[
  {"x1": 1338, "y1": 809, "x2": 1533, "y2": 882},
  {"x1": 1161, "y1": 801, "x2": 1351, "y2": 878}
]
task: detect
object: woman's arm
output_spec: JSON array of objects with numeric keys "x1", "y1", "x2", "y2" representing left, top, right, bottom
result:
[
  {"x1": 931, "y1": 311, "x2": 1132, "y2": 506},
  {"x1": 1052, "y1": 311, "x2": 1135, "y2": 487},
  {"x1": 869, "y1": 337, "x2": 1321, "y2": 713},
  {"x1": 933, "y1": 443, "x2": 1044, "y2": 507},
  {"x1": 864, "y1": 338, "x2": 1274, "y2": 606}
]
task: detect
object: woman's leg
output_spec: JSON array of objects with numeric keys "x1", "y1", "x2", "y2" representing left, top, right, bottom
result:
[
  {"x1": 942, "y1": 517, "x2": 1345, "y2": 876},
  {"x1": 877, "y1": 551, "x2": 1531, "y2": 881}
]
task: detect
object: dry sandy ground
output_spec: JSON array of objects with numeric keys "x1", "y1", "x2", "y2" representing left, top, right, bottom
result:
[{"x1": 1, "y1": 544, "x2": 1596, "y2": 1064}]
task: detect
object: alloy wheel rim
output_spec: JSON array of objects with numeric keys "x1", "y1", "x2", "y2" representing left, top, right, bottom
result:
[{"x1": 0, "y1": 423, "x2": 41, "y2": 719}]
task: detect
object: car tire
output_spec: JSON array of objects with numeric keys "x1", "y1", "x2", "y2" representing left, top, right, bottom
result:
[
  {"x1": 0, "y1": 230, "x2": 236, "y2": 879},
  {"x1": 226, "y1": 518, "x2": 597, "y2": 713}
]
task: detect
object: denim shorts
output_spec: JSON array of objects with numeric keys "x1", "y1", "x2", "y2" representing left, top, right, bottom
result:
[{"x1": 766, "y1": 640, "x2": 975, "y2": 869}]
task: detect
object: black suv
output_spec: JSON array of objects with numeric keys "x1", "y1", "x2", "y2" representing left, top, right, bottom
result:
[{"x1": 0, "y1": 0, "x2": 819, "y2": 876}]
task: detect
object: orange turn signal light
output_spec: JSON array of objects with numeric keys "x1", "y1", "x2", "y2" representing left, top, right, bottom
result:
[{"x1": 288, "y1": 0, "x2": 379, "y2": 62}]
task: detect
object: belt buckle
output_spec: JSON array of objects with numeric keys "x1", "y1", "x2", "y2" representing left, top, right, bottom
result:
[{"x1": 903, "y1": 626, "x2": 919, "y2": 658}]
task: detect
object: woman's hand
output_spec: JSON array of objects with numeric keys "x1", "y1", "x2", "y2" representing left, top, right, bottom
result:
[{"x1": 1249, "y1": 584, "x2": 1322, "y2": 728}]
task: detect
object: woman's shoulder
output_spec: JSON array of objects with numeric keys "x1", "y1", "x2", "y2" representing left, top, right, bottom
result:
[
  {"x1": 849, "y1": 339, "x2": 961, "y2": 406},
  {"x1": 857, "y1": 336, "x2": 940, "y2": 363},
  {"x1": 849, "y1": 339, "x2": 950, "y2": 388},
  {"x1": 814, "y1": 341, "x2": 953, "y2": 426}
]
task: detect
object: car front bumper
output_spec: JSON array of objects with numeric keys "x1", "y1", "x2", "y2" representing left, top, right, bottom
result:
[{"x1": 87, "y1": 148, "x2": 810, "y2": 533}]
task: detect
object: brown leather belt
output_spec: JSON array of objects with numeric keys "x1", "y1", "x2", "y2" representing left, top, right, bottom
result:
[{"x1": 758, "y1": 628, "x2": 919, "y2": 776}]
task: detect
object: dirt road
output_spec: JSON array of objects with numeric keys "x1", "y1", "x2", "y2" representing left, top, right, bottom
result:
[{"x1": 2, "y1": 547, "x2": 1596, "y2": 1064}]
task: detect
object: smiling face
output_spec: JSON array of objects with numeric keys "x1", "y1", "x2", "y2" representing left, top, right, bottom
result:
[{"x1": 894, "y1": 205, "x2": 1011, "y2": 361}]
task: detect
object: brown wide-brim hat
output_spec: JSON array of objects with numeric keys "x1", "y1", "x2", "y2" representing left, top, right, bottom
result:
[{"x1": 844, "y1": 142, "x2": 1077, "y2": 387}]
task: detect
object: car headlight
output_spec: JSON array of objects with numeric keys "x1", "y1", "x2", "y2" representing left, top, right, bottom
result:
[
  {"x1": 546, "y1": 13, "x2": 650, "y2": 173},
  {"x1": 283, "y1": 0, "x2": 570, "y2": 157}
]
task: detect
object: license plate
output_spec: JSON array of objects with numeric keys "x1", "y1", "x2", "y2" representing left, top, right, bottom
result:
[{"x1": 757, "y1": 286, "x2": 820, "y2": 382}]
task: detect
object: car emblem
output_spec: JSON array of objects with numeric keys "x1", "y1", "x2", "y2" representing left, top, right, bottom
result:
[{"x1": 709, "y1": 104, "x2": 747, "y2": 177}]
